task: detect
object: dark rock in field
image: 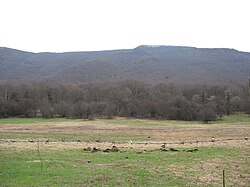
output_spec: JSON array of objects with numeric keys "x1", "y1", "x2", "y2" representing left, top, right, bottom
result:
[
  {"x1": 244, "y1": 137, "x2": 248, "y2": 141},
  {"x1": 239, "y1": 174, "x2": 248, "y2": 179},
  {"x1": 180, "y1": 141, "x2": 185, "y2": 145},
  {"x1": 45, "y1": 139, "x2": 49, "y2": 144},
  {"x1": 103, "y1": 149, "x2": 111, "y2": 153},
  {"x1": 87, "y1": 160, "x2": 92, "y2": 163},
  {"x1": 160, "y1": 147, "x2": 199, "y2": 153},
  {"x1": 111, "y1": 146, "x2": 119, "y2": 152},
  {"x1": 91, "y1": 147, "x2": 99, "y2": 153},
  {"x1": 160, "y1": 148, "x2": 168, "y2": 151},
  {"x1": 28, "y1": 140, "x2": 34, "y2": 143},
  {"x1": 103, "y1": 146, "x2": 119, "y2": 153},
  {"x1": 147, "y1": 136, "x2": 151, "y2": 139},
  {"x1": 83, "y1": 147, "x2": 92, "y2": 151},
  {"x1": 185, "y1": 148, "x2": 199, "y2": 153},
  {"x1": 169, "y1": 148, "x2": 179, "y2": 152},
  {"x1": 125, "y1": 157, "x2": 129, "y2": 159},
  {"x1": 76, "y1": 140, "x2": 81, "y2": 142}
]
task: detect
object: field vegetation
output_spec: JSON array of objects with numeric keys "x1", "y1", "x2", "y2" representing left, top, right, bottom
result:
[{"x1": 0, "y1": 114, "x2": 249, "y2": 186}]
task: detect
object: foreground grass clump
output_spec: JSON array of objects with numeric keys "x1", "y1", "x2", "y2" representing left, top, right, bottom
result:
[{"x1": 0, "y1": 146, "x2": 249, "y2": 186}]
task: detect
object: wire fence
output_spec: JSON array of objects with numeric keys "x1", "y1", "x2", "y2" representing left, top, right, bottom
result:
[{"x1": 0, "y1": 137, "x2": 248, "y2": 145}]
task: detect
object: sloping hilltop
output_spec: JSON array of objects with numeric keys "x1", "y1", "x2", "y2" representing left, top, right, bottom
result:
[{"x1": 1, "y1": 45, "x2": 250, "y2": 85}]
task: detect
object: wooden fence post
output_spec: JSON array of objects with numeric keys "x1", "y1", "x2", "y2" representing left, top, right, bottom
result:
[{"x1": 223, "y1": 169, "x2": 225, "y2": 187}]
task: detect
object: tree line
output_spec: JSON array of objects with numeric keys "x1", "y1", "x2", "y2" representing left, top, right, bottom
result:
[{"x1": 0, "y1": 80, "x2": 249, "y2": 122}]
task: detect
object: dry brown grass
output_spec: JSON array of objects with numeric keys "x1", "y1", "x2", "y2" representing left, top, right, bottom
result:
[{"x1": 0, "y1": 119, "x2": 249, "y2": 150}]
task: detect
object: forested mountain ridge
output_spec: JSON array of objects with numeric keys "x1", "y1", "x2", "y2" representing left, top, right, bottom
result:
[{"x1": 0, "y1": 45, "x2": 250, "y2": 85}]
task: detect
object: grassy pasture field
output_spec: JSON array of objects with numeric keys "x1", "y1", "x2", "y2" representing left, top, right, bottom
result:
[{"x1": 0, "y1": 114, "x2": 249, "y2": 186}]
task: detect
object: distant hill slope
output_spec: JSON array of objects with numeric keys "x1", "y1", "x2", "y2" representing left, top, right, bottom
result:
[{"x1": 0, "y1": 45, "x2": 250, "y2": 85}]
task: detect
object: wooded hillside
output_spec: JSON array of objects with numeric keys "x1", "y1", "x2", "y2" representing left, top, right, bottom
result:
[{"x1": 1, "y1": 46, "x2": 249, "y2": 85}]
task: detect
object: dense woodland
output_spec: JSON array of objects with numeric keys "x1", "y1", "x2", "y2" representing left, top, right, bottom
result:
[{"x1": 0, "y1": 80, "x2": 249, "y2": 122}]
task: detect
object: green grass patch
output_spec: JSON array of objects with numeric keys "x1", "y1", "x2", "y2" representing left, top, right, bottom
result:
[
  {"x1": 0, "y1": 113, "x2": 249, "y2": 125},
  {"x1": 101, "y1": 113, "x2": 250, "y2": 127},
  {"x1": 215, "y1": 113, "x2": 250, "y2": 124},
  {"x1": 0, "y1": 146, "x2": 248, "y2": 186},
  {"x1": 0, "y1": 117, "x2": 76, "y2": 124}
]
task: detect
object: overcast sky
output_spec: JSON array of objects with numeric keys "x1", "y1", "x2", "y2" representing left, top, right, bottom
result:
[{"x1": 0, "y1": 0, "x2": 250, "y2": 52}]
